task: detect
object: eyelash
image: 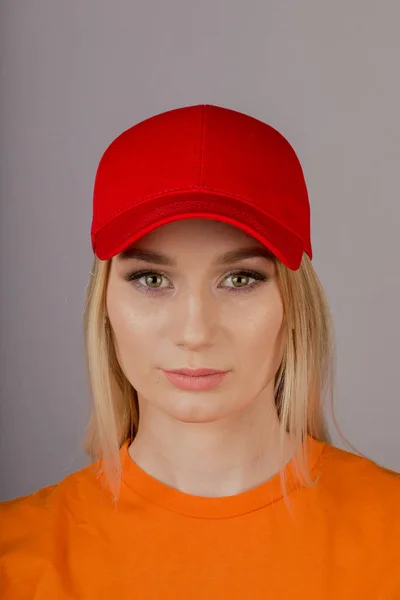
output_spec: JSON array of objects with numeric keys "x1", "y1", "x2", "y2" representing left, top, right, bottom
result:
[{"x1": 123, "y1": 269, "x2": 270, "y2": 295}]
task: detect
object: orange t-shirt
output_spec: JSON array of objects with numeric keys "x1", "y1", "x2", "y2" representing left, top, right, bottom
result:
[{"x1": 1, "y1": 436, "x2": 400, "y2": 599}]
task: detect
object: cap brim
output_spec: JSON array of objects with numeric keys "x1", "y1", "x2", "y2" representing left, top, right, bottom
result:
[{"x1": 92, "y1": 191, "x2": 307, "y2": 270}]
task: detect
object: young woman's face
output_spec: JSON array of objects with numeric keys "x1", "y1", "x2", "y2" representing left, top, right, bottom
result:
[{"x1": 106, "y1": 218, "x2": 286, "y2": 423}]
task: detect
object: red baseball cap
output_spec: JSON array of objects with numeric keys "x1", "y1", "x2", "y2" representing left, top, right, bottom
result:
[{"x1": 91, "y1": 104, "x2": 312, "y2": 270}]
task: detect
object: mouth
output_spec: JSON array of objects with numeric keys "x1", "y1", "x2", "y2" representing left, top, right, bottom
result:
[
  {"x1": 161, "y1": 369, "x2": 230, "y2": 391},
  {"x1": 165, "y1": 368, "x2": 229, "y2": 376}
]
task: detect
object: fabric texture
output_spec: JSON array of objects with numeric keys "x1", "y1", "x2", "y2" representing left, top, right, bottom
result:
[{"x1": 1, "y1": 436, "x2": 400, "y2": 599}]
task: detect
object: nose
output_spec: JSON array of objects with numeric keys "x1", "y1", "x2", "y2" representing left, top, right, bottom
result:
[{"x1": 172, "y1": 290, "x2": 218, "y2": 351}]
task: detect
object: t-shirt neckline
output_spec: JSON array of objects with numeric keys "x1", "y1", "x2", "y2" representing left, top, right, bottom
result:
[{"x1": 120, "y1": 435, "x2": 326, "y2": 519}]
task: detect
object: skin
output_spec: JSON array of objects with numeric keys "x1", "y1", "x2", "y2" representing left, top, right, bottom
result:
[{"x1": 106, "y1": 218, "x2": 296, "y2": 497}]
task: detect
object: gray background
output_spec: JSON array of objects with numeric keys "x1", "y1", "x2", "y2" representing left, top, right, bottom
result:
[{"x1": 1, "y1": 1, "x2": 399, "y2": 502}]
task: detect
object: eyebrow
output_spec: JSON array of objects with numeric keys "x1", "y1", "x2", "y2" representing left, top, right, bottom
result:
[{"x1": 117, "y1": 245, "x2": 275, "y2": 266}]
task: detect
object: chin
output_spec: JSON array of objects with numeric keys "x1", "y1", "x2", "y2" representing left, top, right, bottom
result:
[{"x1": 164, "y1": 397, "x2": 229, "y2": 424}]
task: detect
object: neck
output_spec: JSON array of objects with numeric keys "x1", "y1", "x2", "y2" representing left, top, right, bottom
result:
[{"x1": 128, "y1": 390, "x2": 296, "y2": 497}]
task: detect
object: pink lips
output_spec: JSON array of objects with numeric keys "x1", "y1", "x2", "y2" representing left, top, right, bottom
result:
[
  {"x1": 162, "y1": 368, "x2": 229, "y2": 390},
  {"x1": 168, "y1": 368, "x2": 225, "y2": 376}
]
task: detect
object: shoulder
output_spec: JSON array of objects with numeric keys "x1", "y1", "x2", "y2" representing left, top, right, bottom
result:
[
  {"x1": 0, "y1": 459, "x2": 103, "y2": 523},
  {"x1": 0, "y1": 460, "x2": 104, "y2": 592},
  {"x1": 316, "y1": 440, "x2": 400, "y2": 514},
  {"x1": 319, "y1": 440, "x2": 400, "y2": 485}
]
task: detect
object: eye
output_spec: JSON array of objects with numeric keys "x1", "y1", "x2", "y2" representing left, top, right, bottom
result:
[
  {"x1": 224, "y1": 271, "x2": 264, "y2": 291},
  {"x1": 138, "y1": 272, "x2": 169, "y2": 290},
  {"x1": 123, "y1": 269, "x2": 269, "y2": 294}
]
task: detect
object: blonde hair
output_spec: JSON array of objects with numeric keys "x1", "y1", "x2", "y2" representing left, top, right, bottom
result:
[{"x1": 83, "y1": 249, "x2": 344, "y2": 502}]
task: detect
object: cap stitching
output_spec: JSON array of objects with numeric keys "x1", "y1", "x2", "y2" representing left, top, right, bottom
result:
[{"x1": 93, "y1": 186, "x2": 308, "y2": 248}]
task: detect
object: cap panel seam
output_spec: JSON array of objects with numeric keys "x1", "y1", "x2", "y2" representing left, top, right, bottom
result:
[{"x1": 199, "y1": 104, "x2": 206, "y2": 186}]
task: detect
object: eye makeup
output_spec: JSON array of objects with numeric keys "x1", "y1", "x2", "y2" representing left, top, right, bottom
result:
[{"x1": 123, "y1": 268, "x2": 271, "y2": 296}]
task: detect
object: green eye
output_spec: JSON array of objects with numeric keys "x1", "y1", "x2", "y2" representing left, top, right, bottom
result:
[{"x1": 124, "y1": 269, "x2": 269, "y2": 295}]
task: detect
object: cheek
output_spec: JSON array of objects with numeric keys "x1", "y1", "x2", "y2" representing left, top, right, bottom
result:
[
  {"x1": 111, "y1": 307, "x2": 155, "y2": 360},
  {"x1": 240, "y1": 300, "x2": 285, "y2": 366},
  {"x1": 106, "y1": 285, "x2": 159, "y2": 378}
]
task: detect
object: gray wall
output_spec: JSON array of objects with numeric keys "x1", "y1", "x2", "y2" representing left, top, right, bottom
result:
[{"x1": 1, "y1": 1, "x2": 399, "y2": 502}]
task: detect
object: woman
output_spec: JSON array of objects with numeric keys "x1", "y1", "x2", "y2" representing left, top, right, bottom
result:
[{"x1": 1, "y1": 104, "x2": 399, "y2": 598}]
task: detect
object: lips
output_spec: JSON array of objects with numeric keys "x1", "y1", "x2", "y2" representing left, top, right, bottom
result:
[
  {"x1": 165, "y1": 368, "x2": 228, "y2": 376},
  {"x1": 162, "y1": 369, "x2": 229, "y2": 391}
]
